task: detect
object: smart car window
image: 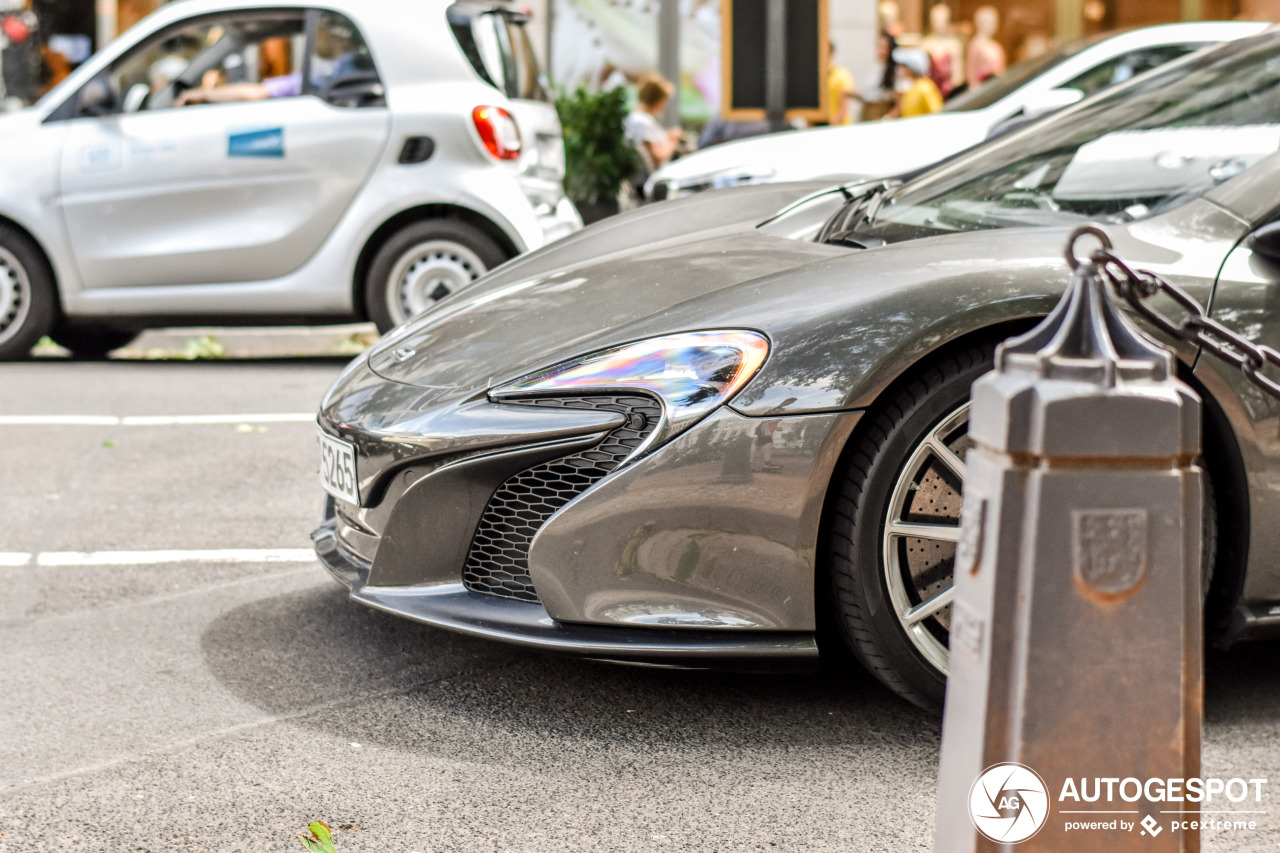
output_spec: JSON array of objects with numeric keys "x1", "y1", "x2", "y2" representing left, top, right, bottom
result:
[
  {"x1": 448, "y1": 3, "x2": 549, "y2": 102},
  {"x1": 865, "y1": 37, "x2": 1280, "y2": 242},
  {"x1": 96, "y1": 11, "x2": 306, "y2": 115},
  {"x1": 504, "y1": 16, "x2": 546, "y2": 101},
  {"x1": 308, "y1": 11, "x2": 384, "y2": 108}
]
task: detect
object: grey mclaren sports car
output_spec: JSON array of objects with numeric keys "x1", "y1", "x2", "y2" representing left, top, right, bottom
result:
[{"x1": 315, "y1": 32, "x2": 1280, "y2": 710}]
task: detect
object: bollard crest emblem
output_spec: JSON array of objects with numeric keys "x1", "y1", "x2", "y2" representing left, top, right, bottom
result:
[{"x1": 1071, "y1": 508, "x2": 1148, "y2": 596}]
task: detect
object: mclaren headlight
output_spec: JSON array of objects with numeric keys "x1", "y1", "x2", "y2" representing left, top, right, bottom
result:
[{"x1": 491, "y1": 330, "x2": 770, "y2": 446}]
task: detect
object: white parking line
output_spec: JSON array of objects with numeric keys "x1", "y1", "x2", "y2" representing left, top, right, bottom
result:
[
  {"x1": 122, "y1": 414, "x2": 316, "y2": 426},
  {"x1": 0, "y1": 413, "x2": 314, "y2": 426},
  {"x1": 0, "y1": 416, "x2": 121, "y2": 426},
  {"x1": 0, "y1": 549, "x2": 317, "y2": 567}
]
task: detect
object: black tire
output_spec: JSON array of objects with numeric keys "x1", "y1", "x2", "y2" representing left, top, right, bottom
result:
[
  {"x1": 365, "y1": 218, "x2": 508, "y2": 333},
  {"x1": 828, "y1": 343, "x2": 995, "y2": 712},
  {"x1": 0, "y1": 224, "x2": 57, "y2": 361},
  {"x1": 49, "y1": 324, "x2": 137, "y2": 359},
  {"x1": 828, "y1": 342, "x2": 1220, "y2": 713}
]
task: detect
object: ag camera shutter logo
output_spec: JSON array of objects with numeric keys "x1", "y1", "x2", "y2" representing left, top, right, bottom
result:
[{"x1": 969, "y1": 763, "x2": 1050, "y2": 843}]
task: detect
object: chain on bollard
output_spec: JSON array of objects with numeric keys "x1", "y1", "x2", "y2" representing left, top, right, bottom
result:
[
  {"x1": 933, "y1": 225, "x2": 1205, "y2": 853},
  {"x1": 1085, "y1": 231, "x2": 1280, "y2": 400}
]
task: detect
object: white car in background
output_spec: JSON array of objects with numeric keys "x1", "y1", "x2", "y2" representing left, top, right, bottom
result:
[
  {"x1": 0, "y1": 0, "x2": 580, "y2": 360},
  {"x1": 647, "y1": 21, "x2": 1267, "y2": 201}
]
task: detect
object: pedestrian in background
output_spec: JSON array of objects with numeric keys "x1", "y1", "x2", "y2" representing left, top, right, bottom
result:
[
  {"x1": 856, "y1": 31, "x2": 898, "y2": 121},
  {"x1": 891, "y1": 47, "x2": 943, "y2": 117},
  {"x1": 624, "y1": 73, "x2": 683, "y2": 175},
  {"x1": 826, "y1": 41, "x2": 855, "y2": 125}
]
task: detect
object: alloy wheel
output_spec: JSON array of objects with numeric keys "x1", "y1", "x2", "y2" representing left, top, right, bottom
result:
[{"x1": 881, "y1": 401, "x2": 971, "y2": 677}]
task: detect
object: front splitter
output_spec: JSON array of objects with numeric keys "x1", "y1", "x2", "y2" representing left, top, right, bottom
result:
[{"x1": 313, "y1": 523, "x2": 818, "y2": 670}]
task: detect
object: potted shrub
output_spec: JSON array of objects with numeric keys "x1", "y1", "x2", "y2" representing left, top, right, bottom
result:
[{"x1": 555, "y1": 85, "x2": 640, "y2": 224}]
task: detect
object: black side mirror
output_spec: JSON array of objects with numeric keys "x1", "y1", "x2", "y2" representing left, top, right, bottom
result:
[
  {"x1": 77, "y1": 77, "x2": 119, "y2": 117},
  {"x1": 1247, "y1": 222, "x2": 1280, "y2": 262}
]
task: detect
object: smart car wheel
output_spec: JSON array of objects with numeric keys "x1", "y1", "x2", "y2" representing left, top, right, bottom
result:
[
  {"x1": 828, "y1": 343, "x2": 994, "y2": 712},
  {"x1": 0, "y1": 225, "x2": 56, "y2": 361},
  {"x1": 49, "y1": 324, "x2": 138, "y2": 359},
  {"x1": 366, "y1": 219, "x2": 507, "y2": 332}
]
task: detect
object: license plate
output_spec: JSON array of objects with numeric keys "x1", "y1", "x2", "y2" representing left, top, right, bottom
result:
[{"x1": 318, "y1": 429, "x2": 359, "y2": 505}]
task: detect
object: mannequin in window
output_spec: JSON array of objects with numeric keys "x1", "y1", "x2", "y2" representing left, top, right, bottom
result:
[
  {"x1": 921, "y1": 4, "x2": 963, "y2": 98},
  {"x1": 966, "y1": 6, "x2": 1006, "y2": 88},
  {"x1": 878, "y1": 0, "x2": 904, "y2": 39}
]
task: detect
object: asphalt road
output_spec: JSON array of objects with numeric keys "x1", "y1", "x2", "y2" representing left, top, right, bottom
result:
[{"x1": 1, "y1": 355, "x2": 1278, "y2": 852}]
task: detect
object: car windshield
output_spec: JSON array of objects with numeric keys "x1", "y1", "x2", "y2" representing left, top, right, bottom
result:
[
  {"x1": 944, "y1": 34, "x2": 1105, "y2": 112},
  {"x1": 859, "y1": 35, "x2": 1280, "y2": 242}
]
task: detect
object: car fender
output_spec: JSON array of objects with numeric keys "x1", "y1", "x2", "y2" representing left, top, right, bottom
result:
[
  {"x1": 347, "y1": 161, "x2": 535, "y2": 255},
  {"x1": 359, "y1": 85, "x2": 544, "y2": 252},
  {"x1": 0, "y1": 113, "x2": 84, "y2": 305}
]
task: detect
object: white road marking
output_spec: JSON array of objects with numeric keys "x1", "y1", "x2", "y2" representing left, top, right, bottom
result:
[
  {"x1": 0, "y1": 414, "x2": 314, "y2": 426},
  {"x1": 34, "y1": 548, "x2": 316, "y2": 567},
  {"x1": 121, "y1": 414, "x2": 315, "y2": 426},
  {"x1": 0, "y1": 553, "x2": 32, "y2": 567},
  {"x1": 0, "y1": 416, "x2": 120, "y2": 426}
]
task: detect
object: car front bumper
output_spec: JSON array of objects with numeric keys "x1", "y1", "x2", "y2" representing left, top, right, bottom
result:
[
  {"x1": 313, "y1": 358, "x2": 863, "y2": 664},
  {"x1": 313, "y1": 508, "x2": 817, "y2": 667}
]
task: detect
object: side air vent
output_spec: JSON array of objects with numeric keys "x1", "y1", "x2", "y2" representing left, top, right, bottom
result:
[{"x1": 461, "y1": 395, "x2": 663, "y2": 602}]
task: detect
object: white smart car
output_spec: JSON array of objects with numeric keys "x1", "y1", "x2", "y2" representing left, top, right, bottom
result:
[
  {"x1": 0, "y1": 0, "x2": 580, "y2": 359},
  {"x1": 647, "y1": 21, "x2": 1267, "y2": 201}
]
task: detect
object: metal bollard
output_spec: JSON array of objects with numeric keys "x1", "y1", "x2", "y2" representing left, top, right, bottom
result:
[{"x1": 933, "y1": 226, "x2": 1202, "y2": 852}]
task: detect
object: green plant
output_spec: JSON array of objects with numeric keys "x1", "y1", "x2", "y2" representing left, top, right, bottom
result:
[
  {"x1": 336, "y1": 329, "x2": 379, "y2": 356},
  {"x1": 555, "y1": 85, "x2": 639, "y2": 205},
  {"x1": 297, "y1": 821, "x2": 337, "y2": 853},
  {"x1": 179, "y1": 335, "x2": 226, "y2": 360}
]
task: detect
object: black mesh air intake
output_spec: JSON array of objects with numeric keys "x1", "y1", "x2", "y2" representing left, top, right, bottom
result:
[{"x1": 462, "y1": 395, "x2": 663, "y2": 602}]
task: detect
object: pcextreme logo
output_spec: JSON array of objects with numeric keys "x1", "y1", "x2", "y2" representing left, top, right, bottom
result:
[{"x1": 968, "y1": 763, "x2": 1050, "y2": 843}]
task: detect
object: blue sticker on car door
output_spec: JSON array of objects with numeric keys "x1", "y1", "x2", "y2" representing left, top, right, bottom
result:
[{"x1": 228, "y1": 127, "x2": 285, "y2": 157}]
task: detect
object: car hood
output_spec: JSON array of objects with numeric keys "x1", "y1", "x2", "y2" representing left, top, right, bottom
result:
[
  {"x1": 652, "y1": 112, "x2": 991, "y2": 187},
  {"x1": 357, "y1": 185, "x2": 848, "y2": 401},
  {"x1": 343, "y1": 223, "x2": 1102, "y2": 425}
]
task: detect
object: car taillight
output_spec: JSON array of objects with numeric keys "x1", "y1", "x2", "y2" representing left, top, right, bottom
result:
[{"x1": 472, "y1": 106, "x2": 521, "y2": 161}]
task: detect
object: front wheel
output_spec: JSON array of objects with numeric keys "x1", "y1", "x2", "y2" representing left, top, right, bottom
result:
[
  {"x1": 365, "y1": 219, "x2": 507, "y2": 333},
  {"x1": 829, "y1": 342, "x2": 1217, "y2": 712},
  {"x1": 828, "y1": 344, "x2": 992, "y2": 712},
  {"x1": 0, "y1": 225, "x2": 57, "y2": 361}
]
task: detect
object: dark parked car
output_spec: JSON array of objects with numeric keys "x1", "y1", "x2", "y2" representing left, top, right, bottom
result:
[{"x1": 315, "y1": 32, "x2": 1280, "y2": 709}]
